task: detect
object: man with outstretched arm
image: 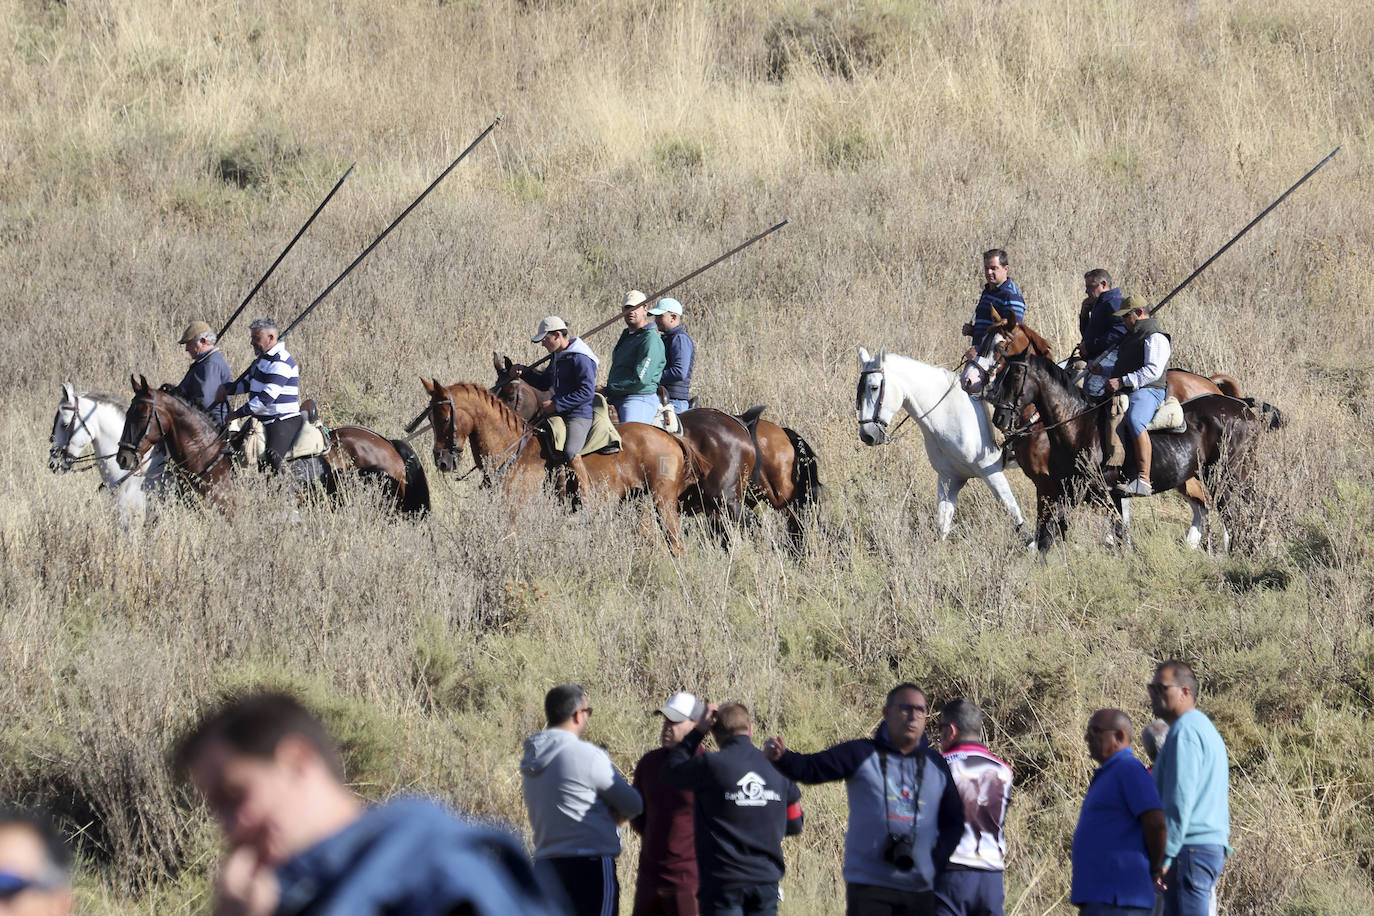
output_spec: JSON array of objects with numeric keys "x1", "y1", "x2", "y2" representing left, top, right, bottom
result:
[{"x1": 764, "y1": 683, "x2": 964, "y2": 916}]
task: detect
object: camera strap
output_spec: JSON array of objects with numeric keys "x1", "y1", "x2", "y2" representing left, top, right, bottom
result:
[{"x1": 878, "y1": 745, "x2": 925, "y2": 840}]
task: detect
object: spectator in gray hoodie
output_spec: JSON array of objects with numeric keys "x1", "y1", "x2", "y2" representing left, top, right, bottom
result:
[{"x1": 521, "y1": 684, "x2": 644, "y2": 916}]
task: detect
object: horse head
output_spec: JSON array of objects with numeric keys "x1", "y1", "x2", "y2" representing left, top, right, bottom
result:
[
  {"x1": 50, "y1": 382, "x2": 91, "y2": 472},
  {"x1": 423, "y1": 377, "x2": 472, "y2": 473},
  {"x1": 117, "y1": 375, "x2": 161, "y2": 470},
  {"x1": 986, "y1": 352, "x2": 1036, "y2": 432},
  {"x1": 856, "y1": 346, "x2": 898, "y2": 445}
]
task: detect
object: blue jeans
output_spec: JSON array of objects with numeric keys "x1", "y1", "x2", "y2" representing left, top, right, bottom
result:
[
  {"x1": 1122, "y1": 386, "x2": 1165, "y2": 437},
  {"x1": 669, "y1": 398, "x2": 690, "y2": 414},
  {"x1": 609, "y1": 393, "x2": 659, "y2": 424},
  {"x1": 1162, "y1": 845, "x2": 1224, "y2": 916},
  {"x1": 1077, "y1": 905, "x2": 1150, "y2": 916},
  {"x1": 700, "y1": 883, "x2": 778, "y2": 916}
]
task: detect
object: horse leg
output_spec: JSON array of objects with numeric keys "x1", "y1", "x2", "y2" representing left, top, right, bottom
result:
[
  {"x1": 653, "y1": 482, "x2": 685, "y2": 556},
  {"x1": 1112, "y1": 494, "x2": 1134, "y2": 551},
  {"x1": 935, "y1": 475, "x2": 964, "y2": 540},
  {"x1": 1186, "y1": 497, "x2": 1206, "y2": 550},
  {"x1": 980, "y1": 469, "x2": 1028, "y2": 534}
]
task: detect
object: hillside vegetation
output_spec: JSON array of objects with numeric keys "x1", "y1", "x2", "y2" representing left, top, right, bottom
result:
[{"x1": 2, "y1": 0, "x2": 1372, "y2": 911}]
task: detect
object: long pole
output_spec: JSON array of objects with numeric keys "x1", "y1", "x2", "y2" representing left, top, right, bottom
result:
[
  {"x1": 404, "y1": 217, "x2": 790, "y2": 434},
  {"x1": 1149, "y1": 146, "x2": 1340, "y2": 316},
  {"x1": 280, "y1": 116, "x2": 502, "y2": 339},
  {"x1": 1077, "y1": 146, "x2": 1340, "y2": 382},
  {"x1": 216, "y1": 163, "x2": 355, "y2": 341}
]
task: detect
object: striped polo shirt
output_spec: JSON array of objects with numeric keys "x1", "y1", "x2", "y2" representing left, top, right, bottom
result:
[{"x1": 229, "y1": 341, "x2": 300, "y2": 421}]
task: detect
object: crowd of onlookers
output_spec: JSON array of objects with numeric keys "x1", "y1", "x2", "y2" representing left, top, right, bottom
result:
[{"x1": 0, "y1": 659, "x2": 1228, "y2": 916}]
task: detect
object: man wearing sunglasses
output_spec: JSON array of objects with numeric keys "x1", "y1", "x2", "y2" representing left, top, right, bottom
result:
[
  {"x1": 0, "y1": 807, "x2": 72, "y2": 916},
  {"x1": 764, "y1": 684, "x2": 965, "y2": 916}
]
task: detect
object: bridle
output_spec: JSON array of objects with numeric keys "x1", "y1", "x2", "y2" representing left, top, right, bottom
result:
[
  {"x1": 429, "y1": 391, "x2": 533, "y2": 483},
  {"x1": 989, "y1": 354, "x2": 1108, "y2": 439},
  {"x1": 118, "y1": 392, "x2": 230, "y2": 489},
  {"x1": 857, "y1": 362, "x2": 959, "y2": 438},
  {"x1": 50, "y1": 396, "x2": 116, "y2": 472}
]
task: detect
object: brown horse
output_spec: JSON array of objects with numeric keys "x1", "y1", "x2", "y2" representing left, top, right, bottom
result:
[
  {"x1": 491, "y1": 355, "x2": 822, "y2": 550},
  {"x1": 421, "y1": 379, "x2": 702, "y2": 554},
  {"x1": 116, "y1": 376, "x2": 429, "y2": 515},
  {"x1": 961, "y1": 315, "x2": 1262, "y2": 547},
  {"x1": 985, "y1": 353, "x2": 1261, "y2": 552}
]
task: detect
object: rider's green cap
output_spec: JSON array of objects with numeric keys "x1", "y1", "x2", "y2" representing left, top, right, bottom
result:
[{"x1": 1113, "y1": 294, "x2": 1150, "y2": 317}]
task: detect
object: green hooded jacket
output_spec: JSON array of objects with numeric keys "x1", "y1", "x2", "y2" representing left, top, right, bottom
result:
[{"x1": 604, "y1": 325, "x2": 666, "y2": 397}]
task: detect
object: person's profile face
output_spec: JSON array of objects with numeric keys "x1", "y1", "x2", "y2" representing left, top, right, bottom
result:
[
  {"x1": 540, "y1": 332, "x2": 561, "y2": 354},
  {"x1": 0, "y1": 824, "x2": 70, "y2": 916},
  {"x1": 249, "y1": 329, "x2": 274, "y2": 355},
  {"x1": 1085, "y1": 279, "x2": 1107, "y2": 300},
  {"x1": 188, "y1": 739, "x2": 307, "y2": 867}
]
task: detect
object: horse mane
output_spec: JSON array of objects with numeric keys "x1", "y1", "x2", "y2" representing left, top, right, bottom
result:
[
  {"x1": 447, "y1": 382, "x2": 527, "y2": 435},
  {"x1": 71, "y1": 391, "x2": 124, "y2": 410},
  {"x1": 1019, "y1": 324, "x2": 1054, "y2": 360},
  {"x1": 156, "y1": 386, "x2": 221, "y2": 430},
  {"x1": 1020, "y1": 352, "x2": 1095, "y2": 404}
]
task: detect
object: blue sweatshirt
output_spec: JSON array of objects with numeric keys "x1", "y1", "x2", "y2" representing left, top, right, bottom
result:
[
  {"x1": 1081, "y1": 287, "x2": 1127, "y2": 359},
  {"x1": 659, "y1": 324, "x2": 695, "y2": 401},
  {"x1": 177, "y1": 347, "x2": 233, "y2": 425},
  {"x1": 273, "y1": 797, "x2": 560, "y2": 915},
  {"x1": 1153, "y1": 709, "x2": 1231, "y2": 866},
  {"x1": 772, "y1": 725, "x2": 964, "y2": 894},
  {"x1": 523, "y1": 338, "x2": 599, "y2": 420}
]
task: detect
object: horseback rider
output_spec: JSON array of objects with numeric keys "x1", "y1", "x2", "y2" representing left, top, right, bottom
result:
[
  {"x1": 176, "y1": 320, "x2": 233, "y2": 426},
  {"x1": 1107, "y1": 296, "x2": 1170, "y2": 497},
  {"x1": 516, "y1": 316, "x2": 598, "y2": 496},
  {"x1": 962, "y1": 249, "x2": 1027, "y2": 363},
  {"x1": 601, "y1": 290, "x2": 666, "y2": 423},
  {"x1": 214, "y1": 317, "x2": 302, "y2": 474},
  {"x1": 1077, "y1": 269, "x2": 1127, "y2": 398},
  {"x1": 649, "y1": 297, "x2": 694, "y2": 413}
]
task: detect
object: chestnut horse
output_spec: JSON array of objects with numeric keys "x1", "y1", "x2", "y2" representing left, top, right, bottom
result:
[
  {"x1": 491, "y1": 356, "x2": 822, "y2": 550},
  {"x1": 421, "y1": 380, "x2": 702, "y2": 554},
  {"x1": 985, "y1": 352, "x2": 1261, "y2": 552},
  {"x1": 960, "y1": 315, "x2": 1267, "y2": 549},
  {"x1": 116, "y1": 376, "x2": 429, "y2": 515}
]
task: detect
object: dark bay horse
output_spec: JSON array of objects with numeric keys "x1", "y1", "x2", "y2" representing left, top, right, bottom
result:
[
  {"x1": 421, "y1": 379, "x2": 702, "y2": 554},
  {"x1": 491, "y1": 355, "x2": 822, "y2": 549},
  {"x1": 116, "y1": 376, "x2": 429, "y2": 515},
  {"x1": 985, "y1": 353, "x2": 1261, "y2": 552},
  {"x1": 962, "y1": 314, "x2": 1266, "y2": 547}
]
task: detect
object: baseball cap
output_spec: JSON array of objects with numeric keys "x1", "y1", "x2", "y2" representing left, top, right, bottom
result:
[
  {"x1": 179, "y1": 320, "x2": 212, "y2": 344},
  {"x1": 648, "y1": 298, "x2": 683, "y2": 317},
  {"x1": 530, "y1": 316, "x2": 569, "y2": 342},
  {"x1": 622, "y1": 290, "x2": 648, "y2": 310},
  {"x1": 1113, "y1": 294, "x2": 1150, "y2": 317},
  {"x1": 658, "y1": 691, "x2": 705, "y2": 723}
]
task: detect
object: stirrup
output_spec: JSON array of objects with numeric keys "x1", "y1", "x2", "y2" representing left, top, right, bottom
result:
[{"x1": 1114, "y1": 477, "x2": 1153, "y2": 497}]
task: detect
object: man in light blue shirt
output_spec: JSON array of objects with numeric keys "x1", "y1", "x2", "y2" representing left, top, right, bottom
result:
[{"x1": 1148, "y1": 661, "x2": 1230, "y2": 916}]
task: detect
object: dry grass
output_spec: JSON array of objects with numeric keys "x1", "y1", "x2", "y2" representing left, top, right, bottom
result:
[{"x1": 2, "y1": 0, "x2": 1373, "y2": 911}]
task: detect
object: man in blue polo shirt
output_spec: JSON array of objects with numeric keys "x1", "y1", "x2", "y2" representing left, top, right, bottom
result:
[
  {"x1": 1070, "y1": 709, "x2": 1165, "y2": 915},
  {"x1": 962, "y1": 249, "x2": 1027, "y2": 363}
]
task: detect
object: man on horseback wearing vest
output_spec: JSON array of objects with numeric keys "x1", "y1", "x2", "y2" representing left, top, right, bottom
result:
[
  {"x1": 214, "y1": 317, "x2": 301, "y2": 475},
  {"x1": 176, "y1": 320, "x2": 233, "y2": 426},
  {"x1": 517, "y1": 316, "x2": 598, "y2": 498},
  {"x1": 1107, "y1": 297, "x2": 1170, "y2": 498}
]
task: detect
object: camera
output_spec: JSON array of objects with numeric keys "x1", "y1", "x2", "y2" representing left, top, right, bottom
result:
[{"x1": 883, "y1": 832, "x2": 916, "y2": 872}]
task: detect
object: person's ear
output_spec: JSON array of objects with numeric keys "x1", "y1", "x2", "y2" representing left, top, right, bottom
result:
[{"x1": 274, "y1": 735, "x2": 319, "y2": 779}]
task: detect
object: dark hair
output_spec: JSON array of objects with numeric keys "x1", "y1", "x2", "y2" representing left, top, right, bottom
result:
[
  {"x1": 940, "y1": 698, "x2": 983, "y2": 742},
  {"x1": 1084, "y1": 268, "x2": 1113, "y2": 287},
  {"x1": 544, "y1": 684, "x2": 587, "y2": 726},
  {"x1": 885, "y1": 683, "x2": 927, "y2": 707},
  {"x1": 0, "y1": 807, "x2": 73, "y2": 885},
  {"x1": 982, "y1": 249, "x2": 1008, "y2": 267},
  {"x1": 711, "y1": 703, "x2": 751, "y2": 741},
  {"x1": 173, "y1": 691, "x2": 344, "y2": 781},
  {"x1": 1156, "y1": 660, "x2": 1199, "y2": 696}
]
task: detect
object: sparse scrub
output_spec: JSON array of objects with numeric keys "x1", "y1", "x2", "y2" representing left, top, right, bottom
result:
[{"x1": 1, "y1": 0, "x2": 1373, "y2": 911}]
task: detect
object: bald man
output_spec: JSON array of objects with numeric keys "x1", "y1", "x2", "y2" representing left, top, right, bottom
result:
[{"x1": 1070, "y1": 709, "x2": 1165, "y2": 915}]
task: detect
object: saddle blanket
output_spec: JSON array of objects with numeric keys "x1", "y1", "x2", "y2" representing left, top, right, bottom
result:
[
  {"x1": 545, "y1": 394, "x2": 622, "y2": 456},
  {"x1": 241, "y1": 416, "x2": 329, "y2": 466}
]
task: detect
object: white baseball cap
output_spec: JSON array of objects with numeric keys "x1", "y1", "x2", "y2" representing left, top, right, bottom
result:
[
  {"x1": 648, "y1": 298, "x2": 683, "y2": 317},
  {"x1": 622, "y1": 290, "x2": 648, "y2": 310},
  {"x1": 531, "y1": 316, "x2": 569, "y2": 342},
  {"x1": 658, "y1": 691, "x2": 705, "y2": 723}
]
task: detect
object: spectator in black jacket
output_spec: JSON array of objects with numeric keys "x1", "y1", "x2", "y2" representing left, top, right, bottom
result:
[
  {"x1": 661, "y1": 702, "x2": 803, "y2": 916},
  {"x1": 764, "y1": 684, "x2": 964, "y2": 916}
]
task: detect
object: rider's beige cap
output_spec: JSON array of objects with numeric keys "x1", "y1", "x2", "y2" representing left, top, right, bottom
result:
[
  {"x1": 179, "y1": 320, "x2": 212, "y2": 344},
  {"x1": 531, "y1": 316, "x2": 568, "y2": 342},
  {"x1": 621, "y1": 290, "x2": 648, "y2": 310},
  {"x1": 1113, "y1": 294, "x2": 1150, "y2": 317}
]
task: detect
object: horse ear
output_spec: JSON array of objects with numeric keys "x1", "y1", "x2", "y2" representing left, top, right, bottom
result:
[
  {"x1": 857, "y1": 346, "x2": 872, "y2": 365},
  {"x1": 139, "y1": 374, "x2": 150, "y2": 392},
  {"x1": 62, "y1": 381, "x2": 76, "y2": 404},
  {"x1": 989, "y1": 305, "x2": 1002, "y2": 324},
  {"x1": 421, "y1": 377, "x2": 434, "y2": 395},
  {"x1": 877, "y1": 347, "x2": 887, "y2": 365},
  {"x1": 431, "y1": 378, "x2": 444, "y2": 397},
  {"x1": 492, "y1": 351, "x2": 503, "y2": 373},
  {"x1": 130, "y1": 374, "x2": 139, "y2": 392}
]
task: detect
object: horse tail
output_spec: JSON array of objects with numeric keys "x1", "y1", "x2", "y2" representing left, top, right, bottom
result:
[
  {"x1": 389, "y1": 438, "x2": 431, "y2": 516},
  {"x1": 1241, "y1": 398, "x2": 1286, "y2": 430},
  {"x1": 738, "y1": 406, "x2": 767, "y2": 488},
  {"x1": 783, "y1": 427, "x2": 823, "y2": 509},
  {"x1": 1208, "y1": 373, "x2": 1244, "y2": 398}
]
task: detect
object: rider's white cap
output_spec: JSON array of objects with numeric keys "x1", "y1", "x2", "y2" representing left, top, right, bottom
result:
[
  {"x1": 531, "y1": 316, "x2": 569, "y2": 342},
  {"x1": 657, "y1": 691, "x2": 705, "y2": 723},
  {"x1": 621, "y1": 290, "x2": 648, "y2": 310}
]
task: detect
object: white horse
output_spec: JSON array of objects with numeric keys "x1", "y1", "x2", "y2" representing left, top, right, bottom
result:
[
  {"x1": 49, "y1": 383, "x2": 168, "y2": 526},
  {"x1": 856, "y1": 347, "x2": 1030, "y2": 543}
]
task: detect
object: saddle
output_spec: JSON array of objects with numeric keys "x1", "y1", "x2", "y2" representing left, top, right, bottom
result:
[
  {"x1": 539, "y1": 394, "x2": 621, "y2": 461},
  {"x1": 1103, "y1": 393, "x2": 1188, "y2": 467},
  {"x1": 239, "y1": 401, "x2": 330, "y2": 468}
]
